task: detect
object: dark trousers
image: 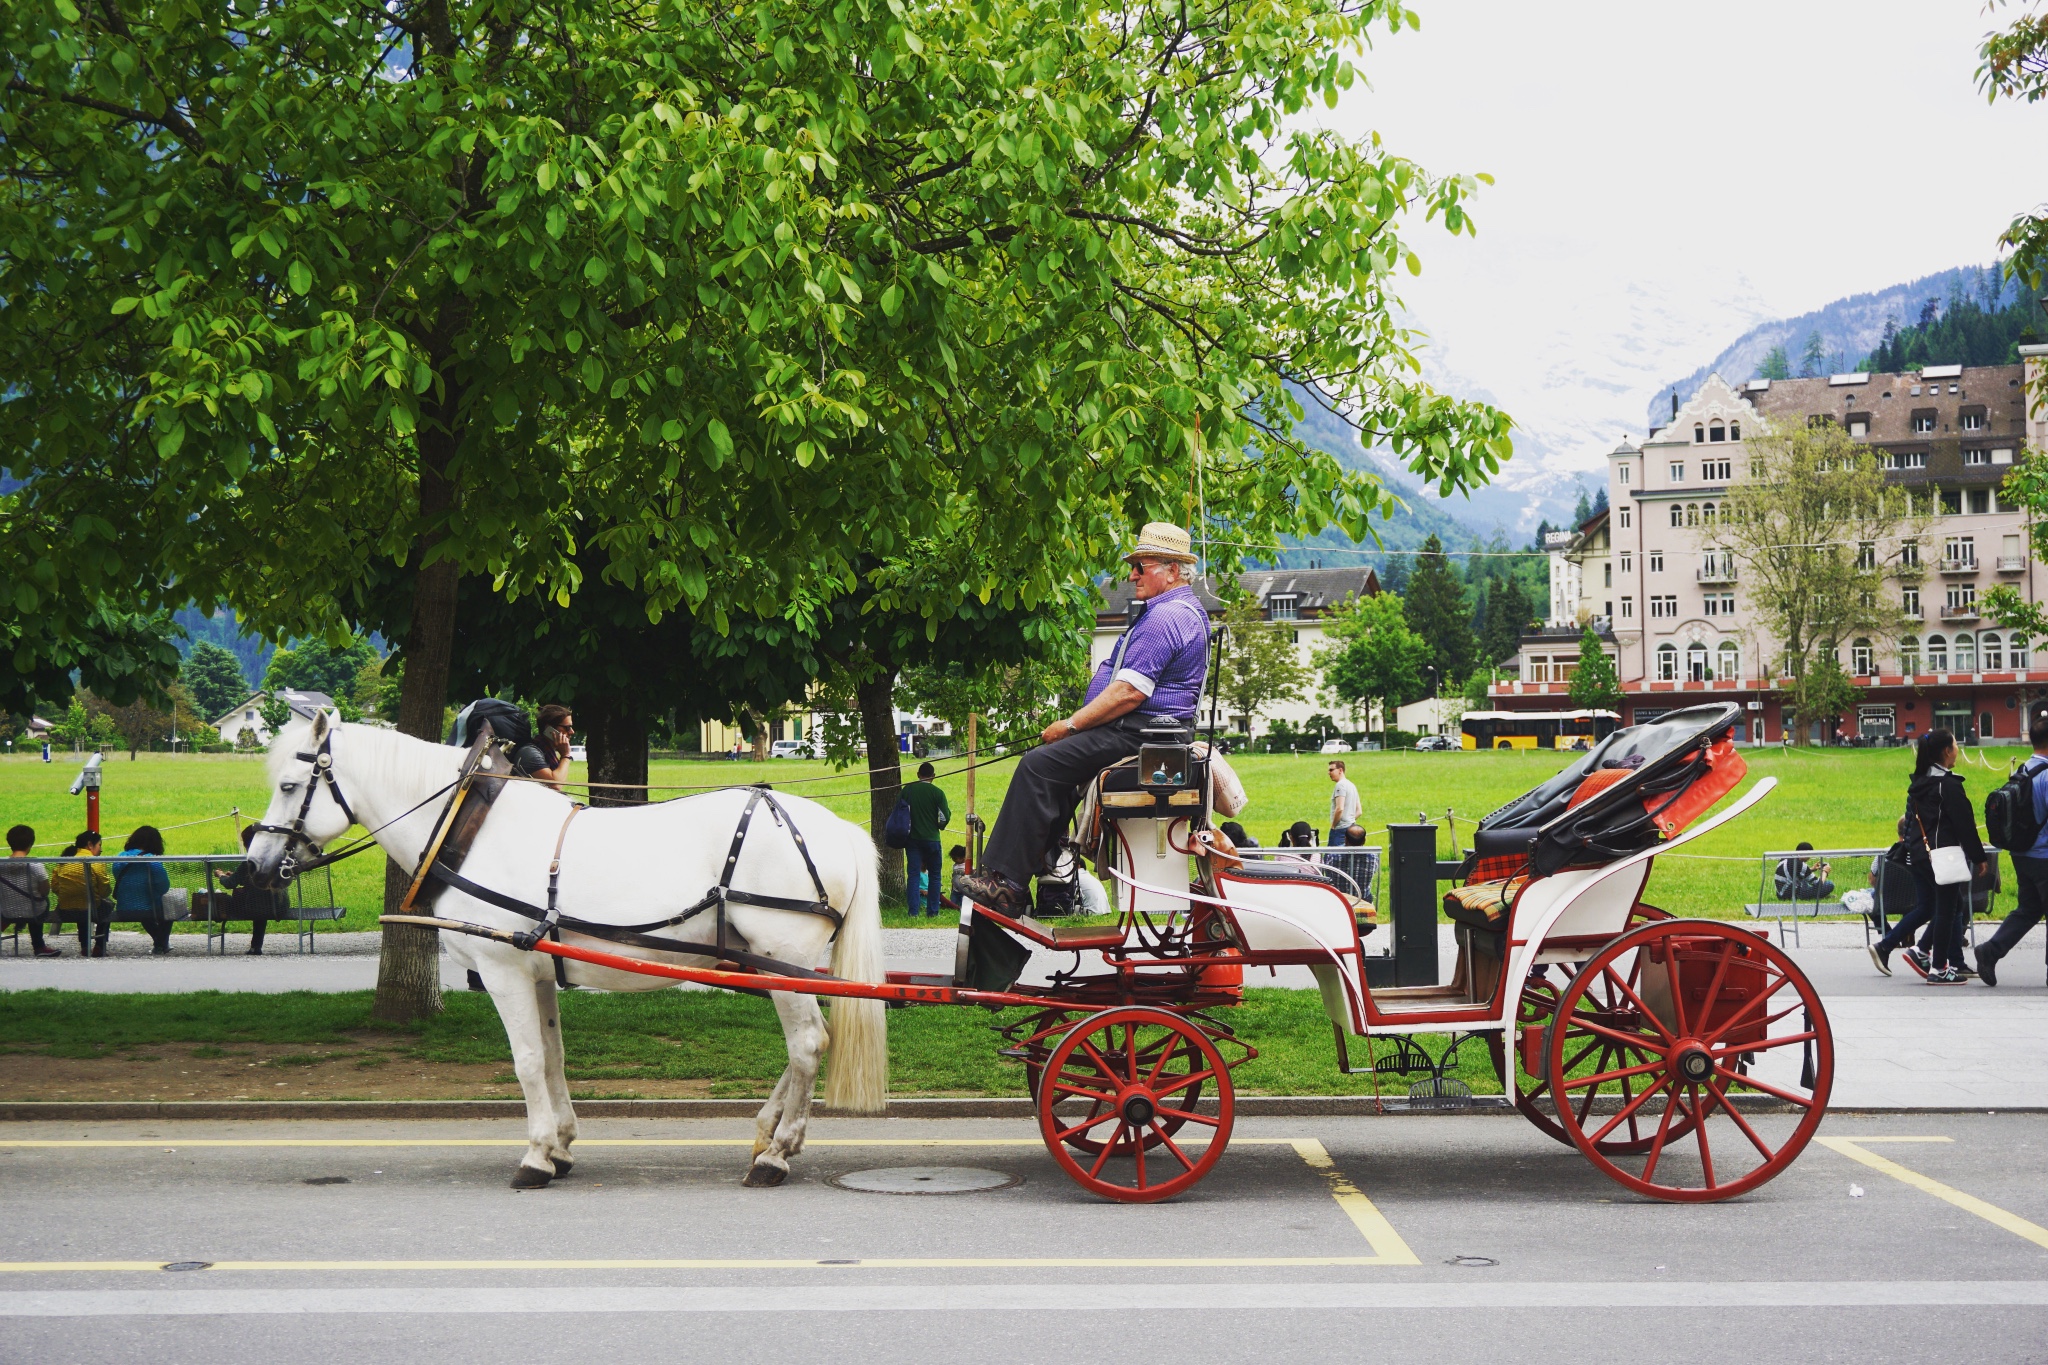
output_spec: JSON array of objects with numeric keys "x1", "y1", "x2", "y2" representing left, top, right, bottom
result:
[
  {"x1": 75, "y1": 910, "x2": 109, "y2": 955},
  {"x1": 142, "y1": 909, "x2": 172, "y2": 952},
  {"x1": 982, "y1": 718, "x2": 1148, "y2": 887},
  {"x1": 1876, "y1": 864, "x2": 1943, "y2": 959},
  {"x1": 904, "y1": 840, "x2": 944, "y2": 917},
  {"x1": 1895, "y1": 863, "x2": 1968, "y2": 970},
  {"x1": 1982, "y1": 853, "x2": 2048, "y2": 967}
]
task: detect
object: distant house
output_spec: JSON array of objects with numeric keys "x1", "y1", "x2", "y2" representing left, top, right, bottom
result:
[{"x1": 212, "y1": 689, "x2": 334, "y2": 748}]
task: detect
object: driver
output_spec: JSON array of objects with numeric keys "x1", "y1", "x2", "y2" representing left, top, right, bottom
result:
[
  {"x1": 956, "y1": 522, "x2": 1210, "y2": 915},
  {"x1": 513, "y1": 705, "x2": 575, "y2": 791}
]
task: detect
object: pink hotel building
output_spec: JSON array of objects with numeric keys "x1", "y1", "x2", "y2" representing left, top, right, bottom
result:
[{"x1": 1492, "y1": 352, "x2": 2048, "y2": 744}]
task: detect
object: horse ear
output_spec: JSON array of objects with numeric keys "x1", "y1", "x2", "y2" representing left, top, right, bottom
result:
[{"x1": 311, "y1": 709, "x2": 329, "y2": 741}]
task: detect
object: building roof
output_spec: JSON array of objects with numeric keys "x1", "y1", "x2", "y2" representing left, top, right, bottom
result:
[
  {"x1": 1096, "y1": 566, "x2": 1381, "y2": 621},
  {"x1": 1744, "y1": 364, "x2": 2026, "y2": 455},
  {"x1": 211, "y1": 689, "x2": 334, "y2": 727}
]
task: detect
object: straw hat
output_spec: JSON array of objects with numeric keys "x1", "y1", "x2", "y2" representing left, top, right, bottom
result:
[{"x1": 1122, "y1": 521, "x2": 1198, "y2": 564}]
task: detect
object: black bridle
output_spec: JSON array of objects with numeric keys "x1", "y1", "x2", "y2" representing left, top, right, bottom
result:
[{"x1": 248, "y1": 729, "x2": 358, "y2": 882}]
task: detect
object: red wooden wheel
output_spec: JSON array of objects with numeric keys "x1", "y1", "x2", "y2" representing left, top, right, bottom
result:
[
  {"x1": 1037, "y1": 1007, "x2": 1234, "y2": 1203},
  {"x1": 1546, "y1": 919, "x2": 1832, "y2": 1202}
]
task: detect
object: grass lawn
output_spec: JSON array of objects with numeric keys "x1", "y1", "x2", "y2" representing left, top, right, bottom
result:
[
  {"x1": 2, "y1": 741, "x2": 2022, "y2": 929},
  {"x1": 0, "y1": 988, "x2": 1502, "y2": 1101}
]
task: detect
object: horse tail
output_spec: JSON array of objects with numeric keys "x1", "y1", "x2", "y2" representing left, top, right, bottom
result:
[{"x1": 822, "y1": 829, "x2": 889, "y2": 1114}]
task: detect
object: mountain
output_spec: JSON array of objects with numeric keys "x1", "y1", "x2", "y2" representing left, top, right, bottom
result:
[{"x1": 1647, "y1": 264, "x2": 2025, "y2": 426}]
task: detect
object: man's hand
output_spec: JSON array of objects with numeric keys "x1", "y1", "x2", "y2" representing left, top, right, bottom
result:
[{"x1": 1039, "y1": 718, "x2": 1075, "y2": 745}]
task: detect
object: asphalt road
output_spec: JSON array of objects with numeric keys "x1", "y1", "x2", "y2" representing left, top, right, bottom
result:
[{"x1": 1, "y1": 1112, "x2": 2043, "y2": 1364}]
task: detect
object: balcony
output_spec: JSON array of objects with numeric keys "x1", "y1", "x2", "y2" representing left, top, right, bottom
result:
[
  {"x1": 1696, "y1": 565, "x2": 1737, "y2": 584},
  {"x1": 1998, "y1": 555, "x2": 2028, "y2": 573},
  {"x1": 1939, "y1": 557, "x2": 1980, "y2": 576},
  {"x1": 1941, "y1": 602, "x2": 1981, "y2": 621},
  {"x1": 1891, "y1": 561, "x2": 1925, "y2": 580}
]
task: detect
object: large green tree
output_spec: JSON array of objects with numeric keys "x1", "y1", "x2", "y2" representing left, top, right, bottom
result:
[
  {"x1": 179, "y1": 640, "x2": 249, "y2": 719},
  {"x1": 1317, "y1": 590, "x2": 1429, "y2": 732},
  {"x1": 1217, "y1": 589, "x2": 1311, "y2": 738},
  {"x1": 1401, "y1": 534, "x2": 1476, "y2": 683},
  {"x1": 263, "y1": 637, "x2": 382, "y2": 700},
  {"x1": 1565, "y1": 626, "x2": 1622, "y2": 713},
  {"x1": 5, "y1": 0, "x2": 1512, "y2": 1017}
]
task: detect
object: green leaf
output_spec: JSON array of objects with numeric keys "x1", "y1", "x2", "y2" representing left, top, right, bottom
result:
[
  {"x1": 880, "y1": 284, "x2": 901, "y2": 317},
  {"x1": 288, "y1": 260, "x2": 312, "y2": 295},
  {"x1": 706, "y1": 418, "x2": 733, "y2": 458},
  {"x1": 110, "y1": 297, "x2": 140, "y2": 315}
]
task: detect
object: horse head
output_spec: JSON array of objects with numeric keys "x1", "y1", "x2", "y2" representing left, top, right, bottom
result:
[{"x1": 246, "y1": 709, "x2": 357, "y2": 888}]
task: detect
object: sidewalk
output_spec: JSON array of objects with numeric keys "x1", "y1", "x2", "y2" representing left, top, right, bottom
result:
[{"x1": 4, "y1": 924, "x2": 2044, "y2": 1109}]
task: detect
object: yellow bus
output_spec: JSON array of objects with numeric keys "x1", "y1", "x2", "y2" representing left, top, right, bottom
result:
[{"x1": 1461, "y1": 709, "x2": 1621, "y2": 751}]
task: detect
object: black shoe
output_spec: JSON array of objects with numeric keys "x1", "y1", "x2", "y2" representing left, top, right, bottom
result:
[
  {"x1": 954, "y1": 870, "x2": 1031, "y2": 915},
  {"x1": 32, "y1": 946, "x2": 60, "y2": 958},
  {"x1": 1868, "y1": 942, "x2": 1893, "y2": 977},
  {"x1": 1900, "y1": 947, "x2": 1931, "y2": 979},
  {"x1": 1978, "y1": 950, "x2": 2000, "y2": 987},
  {"x1": 1925, "y1": 966, "x2": 1967, "y2": 985},
  {"x1": 150, "y1": 946, "x2": 171, "y2": 956}
]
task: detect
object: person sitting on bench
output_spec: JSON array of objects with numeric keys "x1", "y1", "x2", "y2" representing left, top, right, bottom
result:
[{"x1": 1774, "y1": 842, "x2": 1835, "y2": 901}]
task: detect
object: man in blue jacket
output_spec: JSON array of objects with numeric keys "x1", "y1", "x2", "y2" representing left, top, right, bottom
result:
[
  {"x1": 957, "y1": 523, "x2": 1210, "y2": 915},
  {"x1": 1979, "y1": 710, "x2": 2048, "y2": 986}
]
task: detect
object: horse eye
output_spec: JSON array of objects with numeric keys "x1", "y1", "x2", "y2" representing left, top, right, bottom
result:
[{"x1": 279, "y1": 782, "x2": 298, "y2": 794}]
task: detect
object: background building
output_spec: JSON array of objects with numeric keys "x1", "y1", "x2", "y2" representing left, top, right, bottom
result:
[{"x1": 1495, "y1": 358, "x2": 2048, "y2": 743}]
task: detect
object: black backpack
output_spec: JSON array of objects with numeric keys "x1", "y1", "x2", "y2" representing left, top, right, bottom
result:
[
  {"x1": 447, "y1": 698, "x2": 533, "y2": 749},
  {"x1": 1983, "y1": 757, "x2": 2046, "y2": 851}
]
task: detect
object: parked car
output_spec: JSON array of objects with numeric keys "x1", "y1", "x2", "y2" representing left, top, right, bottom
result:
[
  {"x1": 769, "y1": 739, "x2": 816, "y2": 759},
  {"x1": 1413, "y1": 734, "x2": 1456, "y2": 752},
  {"x1": 1317, "y1": 738, "x2": 1352, "y2": 754},
  {"x1": 568, "y1": 744, "x2": 587, "y2": 762}
]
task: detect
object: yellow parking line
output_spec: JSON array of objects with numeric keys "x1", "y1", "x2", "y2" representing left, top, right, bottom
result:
[
  {"x1": 1818, "y1": 1137, "x2": 2048, "y2": 1252},
  {"x1": 1290, "y1": 1139, "x2": 1421, "y2": 1265}
]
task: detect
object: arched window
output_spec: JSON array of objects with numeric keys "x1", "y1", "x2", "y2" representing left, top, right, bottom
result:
[
  {"x1": 1670, "y1": 504, "x2": 1684, "y2": 528},
  {"x1": 1850, "y1": 638, "x2": 1873, "y2": 675},
  {"x1": 1694, "y1": 424, "x2": 1705, "y2": 443},
  {"x1": 1982, "y1": 632, "x2": 2004, "y2": 671},
  {"x1": 1656, "y1": 643, "x2": 1677, "y2": 681},
  {"x1": 1686, "y1": 643, "x2": 1709, "y2": 682},
  {"x1": 1927, "y1": 634, "x2": 1949, "y2": 672},
  {"x1": 1701, "y1": 502, "x2": 1716, "y2": 524},
  {"x1": 1710, "y1": 423, "x2": 1726, "y2": 442},
  {"x1": 1954, "y1": 632, "x2": 1976, "y2": 672},
  {"x1": 1685, "y1": 503, "x2": 1699, "y2": 527},
  {"x1": 1717, "y1": 641, "x2": 1741, "y2": 681},
  {"x1": 2014, "y1": 637, "x2": 2032, "y2": 670},
  {"x1": 1899, "y1": 635, "x2": 1921, "y2": 675},
  {"x1": 1730, "y1": 421, "x2": 1741, "y2": 441}
]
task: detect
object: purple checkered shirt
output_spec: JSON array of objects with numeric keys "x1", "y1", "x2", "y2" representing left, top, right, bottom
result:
[{"x1": 1084, "y1": 584, "x2": 1211, "y2": 722}]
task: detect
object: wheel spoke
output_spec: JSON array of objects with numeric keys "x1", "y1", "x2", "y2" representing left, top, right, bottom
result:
[
  {"x1": 1572, "y1": 1045, "x2": 1610, "y2": 1126},
  {"x1": 1711, "y1": 1062, "x2": 1814, "y2": 1109},
  {"x1": 1152, "y1": 1104, "x2": 1222, "y2": 1128},
  {"x1": 1052, "y1": 1109, "x2": 1116, "y2": 1143},
  {"x1": 1641, "y1": 1082, "x2": 1682, "y2": 1184},
  {"x1": 1151, "y1": 1123, "x2": 1197, "y2": 1172},
  {"x1": 1144, "y1": 1033, "x2": 1186, "y2": 1087},
  {"x1": 1088, "y1": 1130, "x2": 1122, "y2": 1180},
  {"x1": 1132, "y1": 1130, "x2": 1147, "y2": 1188},
  {"x1": 1697, "y1": 972, "x2": 1794, "y2": 1047},
  {"x1": 1597, "y1": 966, "x2": 1678, "y2": 1047},
  {"x1": 1589, "y1": 1074, "x2": 1672, "y2": 1145},
  {"x1": 1569, "y1": 1016, "x2": 1674, "y2": 1055},
  {"x1": 1690, "y1": 1087, "x2": 1717, "y2": 1187},
  {"x1": 1122, "y1": 1022, "x2": 1139, "y2": 1083},
  {"x1": 1049, "y1": 1080, "x2": 1115, "y2": 1104},
  {"x1": 1701, "y1": 1079, "x2": 1777, "y2": 1162},
  {"x1": 1077, "y1": 1038, "x2": 1121, "y2": 1085},
  {"x1": 1720, "y1": 1029, "x2": 1818, "y2": 1058},
  {"x1": 1559, "y1": 1055, "x2": 1668, "y2": 1093},
  {"x1": 1157, "y1": 1064, "x2": 1219, "y2": 1096}
]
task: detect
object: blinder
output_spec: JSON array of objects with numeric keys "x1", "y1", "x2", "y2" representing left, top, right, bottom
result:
[{"x1": 249, "y1": 728, "x2": 357, "y2": 881}]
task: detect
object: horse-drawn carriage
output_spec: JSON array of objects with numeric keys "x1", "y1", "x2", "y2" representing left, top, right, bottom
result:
[{"x1": 250, "y1": 701, "x2": 1830, "y2": 1203}]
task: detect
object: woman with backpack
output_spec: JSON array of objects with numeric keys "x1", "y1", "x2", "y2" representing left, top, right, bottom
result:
[{"x1": 1871, "y1": 730, "x2": 1987, "y2": 984}]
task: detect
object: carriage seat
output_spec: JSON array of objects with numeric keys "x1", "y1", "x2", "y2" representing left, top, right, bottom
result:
[{"x1": 1442, "y1": 877, "x2": 1525, "y2": 935}]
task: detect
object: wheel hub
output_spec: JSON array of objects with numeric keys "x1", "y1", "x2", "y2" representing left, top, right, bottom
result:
[
  {"x1": 1673, "y1": 1043, "x2": 1715, "y2": 1084},
  {"x1": 1120, "y1": 1091, "x2": 1157, "y2": 1128}
]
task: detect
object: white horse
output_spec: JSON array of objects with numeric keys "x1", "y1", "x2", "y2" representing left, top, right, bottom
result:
[{"x1": 244, "y1": 713, "x2": 887, "y2": 1189}]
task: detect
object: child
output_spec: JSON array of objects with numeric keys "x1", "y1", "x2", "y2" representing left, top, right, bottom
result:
[
  {"x1": 943, "y1": 845, "x2": 968, "y2": 910},
  {"x1": 0, "y1": 825, "x2": 59, "y2": 957}
]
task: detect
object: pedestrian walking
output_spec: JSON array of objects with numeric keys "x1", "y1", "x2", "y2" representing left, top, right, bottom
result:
[
  {"x1": 1977, "y1": 711, "x2": 2048, "y2": 987},
  {"x1": 901, "y1": 761, "x2": 951, "y2": 918},
  {"x1": 0, "y1": 824, "x2": 60, "y2": 957},
  {"x1": 112, "y1": 825, "x2": 174, "y2": 955},
  {"x1": 50, "y1": 831, "x2": 110, "y2": 956},
  {"x1": 1871, "y1": 730, "x2": 1986, "y2": 984},
  {"x1": 1327, "y1": 760, "x2": 1361, "y2": 846}
]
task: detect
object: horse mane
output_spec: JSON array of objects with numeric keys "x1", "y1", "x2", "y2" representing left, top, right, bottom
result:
[{"x1": 268, "y1": 716, "x2": 463, "y2": 800}]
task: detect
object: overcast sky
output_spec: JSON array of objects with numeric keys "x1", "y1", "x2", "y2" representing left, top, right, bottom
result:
[{"x1": 1307, "y1": 0, "x2": 2048, "y2": 490}]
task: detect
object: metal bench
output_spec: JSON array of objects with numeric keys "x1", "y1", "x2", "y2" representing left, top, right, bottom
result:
[
  {"x1": 1746, "y1": 847, "x2": 1885, "y2": 946},
  {"x1": 6, "y1": 855, "x2": 350, "y2": 955}
]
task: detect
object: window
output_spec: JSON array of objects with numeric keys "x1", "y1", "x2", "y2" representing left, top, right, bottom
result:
[
  {"x1": 1901, "y1": 540, "x2": 1921, "y2": 569},
  {"x1": 1671, "y1": 461, "x2": 1686, "y2": 481},
  {"x1": 1716, "y1": 592, "x2": 1735, "y2": 615},
  {"x1": 1620, "y1": 596, "x2": 1634, "y2": 619},
  {"x1": 1618, "y1": 508, "x2": 1631, "y2": 529},
  {"x1": 1618, "y1": 464, "x2": 1631, "y2": 485},
  {"x1": 1709, "y1": 423, "x2": 1726, "y2": 443},
  {"x1": 1856, "y1": 541, "x2": 1876, "y2": 570},
  {"x1": 2015, "y1": 637, "x2": 2032, "y2": 670},
  {"x1": 1944, "y1": 536, "x2": 1976, "y2": 566},
  {"x1": 1620, "y1": 553, "x2": 1633, "y2": 573},
  {"x1": 1526, "y1": 656, "x2": 1549, "y2": 684},
  {"x1": 1941, "y1": 488, "x2": 1962, "y2": 514},
  {"x1": 1702, "y1": 458, "x2": 1731, "y2": 481},
  {"x1": 1649, "y1": 551, "x2": 1664, "y2": 573},
  {"x1": 1964, "y1": 448, "x2": 1990, "y2": 466},
  {"x1": 1650, "y1": 594, "x2": 1678, "y2": 619},
  {"x1": 1268, "y1": 595, "x2": 1298, "y2": 621},
  {"x1": 1859, "y1": 589, "x2": 1876, "y2": 609},
  {"x1": 1730, "y1": 422, "x2": 1740, "y2": 441},
  {"x1": 1883, "y1": 451, "x2": 1927, "y2": 470},
  {"x1": 1969, "y1": 489, "x2": 1990, "y2": 515},
  {"x1": 1955, "y1": 633, "x2": 1977, "y2": 672},
  {"x1": 1911, "y1": 412, "x2": 1937, "y2": 433},
  {"x1": 1687, "y1": 503, "x2": 1702, "y2": 527},
  {"x1": 1850, "y1": 420, "x2": 1868, "y2": 438},
  {"x1": 1603, "y1": 562, "x2": 1612, "y2": 587},
  {"x1": 1948, "y1": 584, "x2": 1977, "y2": 613},
  {"x1": 1851, "y1": 638, "x2": 1873, "y2": 675},
  {"x1": 245, "y1": 710, "x2": 255, "y2": 722},
  {"x1": 1669, "y1": 503, "x2": 1683, "y2": 528},
  {"x1": 1928, "y1": 634, "x2": 1949, "y2": 671},
  {"x1": 1687, "y1": 644, "x2": 1710, "y2": 681},
  {"x1": 1900, "y1": 636, "x2": 1921, "y2": 674},
  {"x1": 1962, "y1": 412, "x2": 1986, "y2": 431},
  {"x1": 1691, "y1": 427, "x2": 1703, "y2": 445},
  {"x1": 1902, "y1": 586, "x2": 1921, "y2": 615},
  {"x1": 1983, "y1": 632, "x2": 2004, "y2": 670},
  {"x1": 1718, "y1": 641, "x2": 1740, "y2": 680},
  {"x1": 1656, "y1": 644, "x2": 1677, "y2": 681},
  {"x1": 1701, "y1": 502, "x2": 1716, "y2": 523}
]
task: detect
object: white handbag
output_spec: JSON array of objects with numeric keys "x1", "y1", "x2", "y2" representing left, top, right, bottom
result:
[{"x1": 1916, "y1": 811, "x2": 1972, "y2": 885}]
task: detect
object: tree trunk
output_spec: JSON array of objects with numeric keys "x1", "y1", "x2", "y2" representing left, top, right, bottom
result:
[
  {"x1": 371, "y1": 416, "x2": 462, "y2": 1025},
  {"x1": 858, "y1": 668, "x2": 904, "y2": 896},
  {"x1": 582, "y1": 693, "x2": 648, "y2": 808}
]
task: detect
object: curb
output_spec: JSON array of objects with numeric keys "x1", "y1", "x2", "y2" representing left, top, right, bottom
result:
[{"x1": 3, "y1": 1097, "x2": 2033, "y2": 1123}]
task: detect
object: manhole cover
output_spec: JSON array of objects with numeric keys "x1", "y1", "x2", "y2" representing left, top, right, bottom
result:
[
  {"x1": 1445, "y1": 1255, "x2": 1498, "y2": 1268},
  {"x1": 829, "y1": 1166, "x2": 1021, "y2": 1195},
  {"x1": 161, "y1": 1262, "x2": 213, "y2": 1273},
  {"x1": 302, "y1": 1176, "x2": 350, "y2": 1186}
]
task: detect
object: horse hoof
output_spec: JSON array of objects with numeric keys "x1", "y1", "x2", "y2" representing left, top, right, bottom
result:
[
  {"x1": 510, "y1": 1165, "x2": 554, "y2": 1190},
  {"x1": 550, "y1": 1157, "x2": 573, "y2": 1178},
  {"x1": 741, "y1": 1160, "x2": 788, "y2": 1188}
]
